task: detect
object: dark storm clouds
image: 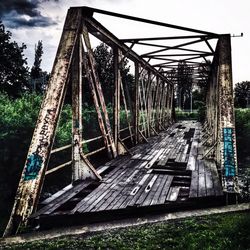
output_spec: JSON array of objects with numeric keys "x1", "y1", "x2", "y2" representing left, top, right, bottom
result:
[{"x1": 0, "y1": 0, "x2": 58, "y2": 28}]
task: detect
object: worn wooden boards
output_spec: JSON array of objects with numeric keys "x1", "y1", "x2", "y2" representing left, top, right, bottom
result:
[{"x1": 33, "y1": 121, "x2": 224, "y2": 225}]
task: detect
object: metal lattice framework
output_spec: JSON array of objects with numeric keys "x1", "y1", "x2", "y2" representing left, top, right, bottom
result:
[{"x1": 3, "y1": 7, "x2": 238, "y2": 236}]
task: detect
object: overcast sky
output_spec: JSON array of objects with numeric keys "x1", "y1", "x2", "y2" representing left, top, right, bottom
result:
[{"x1": 1, "y1": 0, "x2": 249, "y2": 83}]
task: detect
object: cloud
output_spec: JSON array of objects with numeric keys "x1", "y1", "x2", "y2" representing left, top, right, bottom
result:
[{"x1": 0, "y1": 0, "x2": 58, "y2": 28}]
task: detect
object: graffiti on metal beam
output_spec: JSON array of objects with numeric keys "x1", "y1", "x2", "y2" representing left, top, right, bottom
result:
[
  {"x1": 38, "y1": 108, "x2": 55, "y2": 150},
  {"x1": 24, "y1": 153, "x2": 43, "y2": 180},
  {"x1": 24, "y1": 108, "x2": 55, "y2": 181},
  {"x1": 223, "y1": 127, "x2": 236, "y2": 177}
]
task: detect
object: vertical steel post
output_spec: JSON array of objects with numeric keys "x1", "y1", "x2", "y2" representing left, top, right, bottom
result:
[
  {"x1": 72, "y1": 37, "x2": 101, "y2": 182},
  {"x1": 72, "y1": 36, "x2": 83, "y2": 181},
  {"x1": 134, "y1": 62, "x2": 140, "y2": 144},
  {"x1": 113, "y1": 47, "x2": 122, "y2": 149},
  {"x1": 113, "y1": 47, "x2": 128, "y2": 154},
  {"x1": 218, "y1": 34, "x2": 238, "y2": 193}
]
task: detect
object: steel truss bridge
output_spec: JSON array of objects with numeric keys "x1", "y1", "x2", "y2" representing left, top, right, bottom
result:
[{"x1": 3, "y1": 7, "x2": 238, "y2": 236}]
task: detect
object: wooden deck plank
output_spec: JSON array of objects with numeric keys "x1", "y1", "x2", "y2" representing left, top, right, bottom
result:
[
  {"x1": 149, "y1": 175, "x2": 169, "y2": 205},
  {"x1": 158, "y1": 175, "x2": 174, "y2": 204},
  {"x1": 135, "y1": 175, "x2": 159, "y2": 206},
  {"x1": 205, "y1": 160, "x2": 223, "y2": 196},
  {"x1": 125, "y1": 174, "x2": 153, "y2": 208},
  {"x1": 142, "y1": 174, "x2": 166, "y2": 206},
  {"x1": 205, "y1": 170, "x2": 215, "y2": 196},
  {"x1": 166, "y1": 186, "x2": 180, "y2": 202},
  {"x1": 92, "y1": 169, "x2": 143, "y2": 212},
  {"x1": 198, "y1": 160, "x2": 206, "y2": 197},
  {"x1": 189, "y1": 171, "x2": 198, "y2": 198},
  {"x1": 187, "y1": 141, "x2": 198, "y2": 171}
]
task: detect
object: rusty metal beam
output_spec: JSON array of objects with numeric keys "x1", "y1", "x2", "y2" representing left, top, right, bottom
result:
[
  {"x1": 3, "y1": 8, "x2": 83, "y2": 237},
  {"x1": 136, "y1": 41, "x2": 211, "y2": 55},
  {"x1": 81, "y1": 35, "x2": 113, "y2": 160},
  {"x1": 145, "y1": 53, "x2": 213, "y2": 58},
  {"x1": 80, "y1": 7, "x2": 219, "y2": 36},
  {"x1": 217, "y1": 35, "x2": 238, "y2": 193},
  {"x1": 122, "y1": 34, "x2": 218, "y2": 42},
  {"x1": 204, "y1": 38, "x2": 215, "y2": 53},
  {"x1": 134, "y1": 62, "x2": 140, "y2": 143},
  {"x1": 113, "y1": 47, "x2": 122, "y2": 149},
  {"x1": 113, "y1": 47, "x2": 128, "y2": 154}
]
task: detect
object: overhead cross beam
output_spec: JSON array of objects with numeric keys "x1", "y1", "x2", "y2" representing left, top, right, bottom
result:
[
  {"x1": 121, "y1": 34, "x2": 218, "y2": 43},
  {"x1": 136, "y1": 41, "x2": 212, "y2": 54},
  {"x1": 140, "y1": 38, "x2": 210, "y2": 57},
  {"x1": 81, "y1": 7, "x2": 219, "y2": 36}
]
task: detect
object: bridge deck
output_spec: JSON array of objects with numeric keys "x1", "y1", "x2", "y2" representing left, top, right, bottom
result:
[{"x1": 33, "y1": 121, "x2": 224, "y2": 228}]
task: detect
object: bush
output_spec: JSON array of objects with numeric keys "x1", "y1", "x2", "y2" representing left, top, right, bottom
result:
[
  {"x1": 175, "y1": 109, "x2": 198, "y2": 120},
  {"x1": 0, "y1": 92, "x2": 73, "y2": 233},
  {"x1": 235, "y1": 109, "x2": 250, "y2": 158}
]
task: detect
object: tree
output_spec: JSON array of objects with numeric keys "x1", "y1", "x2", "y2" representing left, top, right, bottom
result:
[
  {"x1": 31, "y1": 40, "x2": 43, "y2": 79},
  {"x1": 30, "y1": 40, "x2": 45, "y2": 93},
  {"x1": 176, "y1": 61, "x2": 193, "y2": 110},
  {"x1": 93, "y1": 43, "x2": 133, "y2": 105},
  {"x1": 93, "y1": 43, "x2": 114, "y2": 103},
  {"x1": 0, "y1": 21, "x2": 29, "y2": 97},
  {"x1": 234, "y1": 81, "x2": 250, "y2": 108}
]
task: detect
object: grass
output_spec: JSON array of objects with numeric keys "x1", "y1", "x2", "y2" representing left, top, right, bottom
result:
[{"x1": 1, "y1": 212, "x2": 250, "y2": 250}]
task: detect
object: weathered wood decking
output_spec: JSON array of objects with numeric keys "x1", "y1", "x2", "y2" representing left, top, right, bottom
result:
[{"x1": 32, "y1": 121, "x2": 224, "y2": 228}]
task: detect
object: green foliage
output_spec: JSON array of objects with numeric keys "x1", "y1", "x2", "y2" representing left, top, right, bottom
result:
[
  {"x1": 0, "y1": 92, "x2": 73, "y2": 148},
  {"x1": 0, "y1": 92, "x2": 41, "y2": 139},
  {"x1": 0, "y1": 21, "x2": 29, "y2": 97},
  {"x1": 234, "y1": 81, "x2": 250, "y2": 108},
  {"x1": 2, "y1": 212, "x2": 250, "y2": 250},
  {"x1": 235, "y1": 108, "x2": 250, "y2": 157},
  {"x1": 54, "y1": 104, "x2": 72, "y2": 147}
]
